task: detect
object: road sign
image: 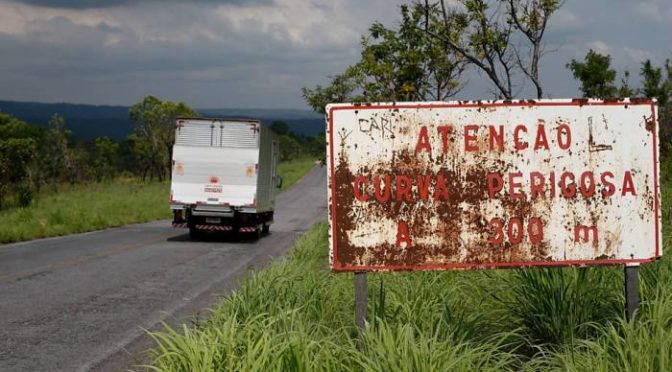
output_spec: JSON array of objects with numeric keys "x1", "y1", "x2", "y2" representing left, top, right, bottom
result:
[{"x1": 327, "y1": 99, "x2": 661, "y2": 272}]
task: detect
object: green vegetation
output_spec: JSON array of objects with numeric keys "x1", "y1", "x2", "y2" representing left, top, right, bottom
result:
[
  {"x1": 278, "y1": 156, "x2": 318, "y2": 191},
  {"x1": 269, "y1": 120, "x2": 325, "y2": 162},
  {"x1": 146, "y1": 170, "x2": 672, "y2": 371},
  {"x1": 127, "y1": 96, "x2": 197, "y2": 181},
  {"x1": 1, "y1": 96, "x2": 326, "y2": 211},
  {"x1": 303, "y1": 0, "x2": 561, "y2": 111},
  {"x1": 568, "y1": 51, "x2": 672, "y2": 145},
  {"x1": 0, "y1": 179, "x2": 170, "y2": 244},
  {"x1": 0, "y1": 94, "x2": 321, "y2": 243},
  {"x1": 0, "y1": 156, "x2": 313, "y2": 244}
]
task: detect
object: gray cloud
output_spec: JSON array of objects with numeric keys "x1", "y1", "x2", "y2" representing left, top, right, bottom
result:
[
  {"x1": 15, "y1": 0, "x2": 265, "y2": 9},
  {"x1": 0, "y1": 0, "x2": 669, "y2": 108}
]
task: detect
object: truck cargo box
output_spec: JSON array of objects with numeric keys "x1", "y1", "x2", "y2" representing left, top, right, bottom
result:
[{"x1": 169, "y1": 118, "x2": 281, "y2": 238}]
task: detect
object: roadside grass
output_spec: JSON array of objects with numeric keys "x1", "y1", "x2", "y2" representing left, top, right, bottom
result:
[
  {"x1": 146, "y1": 162, "x2": 672, "y2": 371},
  {"x1": 278, "y1": 156, "x2": 318, "y2": 191},
  {"x1": 146, "y1": 223, "x2": 520, "y2": 371},
  {"x1": 0, "y1": 178, "x2": 171, "y2": 244},
  {"x1": 0, "y1": 158, "x2": 314, "y2": 244}
]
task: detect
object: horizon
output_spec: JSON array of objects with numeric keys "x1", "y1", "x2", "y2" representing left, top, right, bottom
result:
[{"x1": 0, "y1": 98, "x2": 322, "y2": 112}]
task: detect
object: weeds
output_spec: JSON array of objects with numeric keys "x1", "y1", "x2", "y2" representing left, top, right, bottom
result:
[
  {"x1": 145, "y1": 166, "x2": 672, "y2": 371},
  {"x1": 277, "y1": 156, "x2": 317, "y2": 191},
  {"x1": 0, "y1": 179, "x2": 170, "y2": 243}
]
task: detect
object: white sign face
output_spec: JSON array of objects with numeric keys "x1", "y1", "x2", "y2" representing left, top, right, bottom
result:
[{"x1": 327, "y1": 99, "x2": 661, "y2": 272}]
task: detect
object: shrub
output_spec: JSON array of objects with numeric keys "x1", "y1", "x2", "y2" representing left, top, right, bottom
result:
[{"x1": 18, "y1": 185, "x2": 33, "y2": 207}]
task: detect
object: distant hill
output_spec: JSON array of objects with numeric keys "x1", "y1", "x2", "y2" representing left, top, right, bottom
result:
[
  {"x1": 199, "y1": 108, "x2": 325, "y2": 138},
  {"x1": 0, "y1": 100, "x2": 325, "y2": 141}
]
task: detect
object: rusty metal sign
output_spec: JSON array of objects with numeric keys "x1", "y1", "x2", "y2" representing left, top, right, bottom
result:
[{"x1": 327, "y1": 99, "x2": 661, "y2": 272}]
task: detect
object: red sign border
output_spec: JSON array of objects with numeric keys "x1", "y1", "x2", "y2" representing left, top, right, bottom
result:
[{"x1": 328, "y1": 100, "x2": 661, "y2": 272}]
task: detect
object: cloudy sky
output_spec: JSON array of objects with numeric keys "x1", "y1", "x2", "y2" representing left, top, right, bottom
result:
[{"x1": 0, "y1": 0, "x2": 670, "y2": 109}]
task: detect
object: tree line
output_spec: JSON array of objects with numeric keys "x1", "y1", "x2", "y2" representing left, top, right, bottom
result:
[
  {"x1": 0, "y1": 96, "x2": 323, "y2": 209},
  {"x1": 302, "y1": 0, "x2": 671, "y2": 145}
]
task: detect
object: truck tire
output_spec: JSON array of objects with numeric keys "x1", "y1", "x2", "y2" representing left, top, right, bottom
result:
[
  {"x1": 253, "y1": 224, "x2": 263, "y2": 240},
  {"x1": 262, "y1": 223, "x2": 270, "y2": 235},
  {"x1": 189, "y1": 226, "x2": 201, "y2": 240}
]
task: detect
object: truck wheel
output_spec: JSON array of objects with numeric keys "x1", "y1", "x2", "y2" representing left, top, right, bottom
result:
[
  {"x1": 189, "y1": 226, "x2": 201, "y2": 240},
  {"x1": 262, "y1": 223, "x2": 270, "y2": 235},
  {"x1": 254, "y1": 224, "x2": 263, "y2": 240}
]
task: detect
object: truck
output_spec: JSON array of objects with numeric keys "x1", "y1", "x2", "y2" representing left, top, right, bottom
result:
[{"x1": 169, "y1": 117, "x2": 282, "y2": 239}]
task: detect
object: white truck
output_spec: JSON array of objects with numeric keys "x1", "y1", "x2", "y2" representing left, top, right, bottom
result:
[{"x1": 169, "y1": 117, "x2": 282, "y2": 239}]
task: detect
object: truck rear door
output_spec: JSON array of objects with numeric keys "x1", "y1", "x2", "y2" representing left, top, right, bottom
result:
[{"x1": 171, "y1": 120, "x2": 260, "y2": 207}]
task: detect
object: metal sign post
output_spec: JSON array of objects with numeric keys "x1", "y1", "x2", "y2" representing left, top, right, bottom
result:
[
  {"x1": 354, "y1": 272, "x2": 367, "y2": 329},
  {"x1": 624, "y1": 265, "x2": 639, "y2": 321}
]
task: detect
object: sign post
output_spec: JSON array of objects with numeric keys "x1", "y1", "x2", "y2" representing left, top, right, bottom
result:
[
  {"x1": 354, "y1": 272, "x2": 367, "y2": 329},
  {"x1": 624, "y1": 265, "x2": 639, "y2": 320},
  {"x1": 326, "y1": 99, "x2": 661, "y2": 324}
]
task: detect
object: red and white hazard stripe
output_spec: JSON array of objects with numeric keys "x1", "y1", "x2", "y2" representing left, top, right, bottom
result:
[
  {"x1": 195, "y1": 224, "x2": 233, "y2": 231},
  {"x1": 173, "y1": 223, "x2": 259, "y2": 233}
]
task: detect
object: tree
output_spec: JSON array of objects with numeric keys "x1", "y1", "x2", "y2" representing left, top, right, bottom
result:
[
  {"x1": 307, "y1": 135, "x2": 327, "y2": 159},
  {"x1": 567, "y1": 50, "x2": 618, "y2": 98},
  {"x1": 0, "y1": 113, "x2": 39, "y2": 208},
  {"x1": 303, "y1": 67, "x2": 362, "y2": 114},
  {"x1": 0, "y1": 112, "x2": 43, "y2": 140},
  {"x1": 617, "y1": 70, "x2": 635, "y2": 98},
  {"x1": 303, "y1": 4, "x2": 465, "y2": 112},
  {"x1": 41, "y1": 114, "x2": 75, "y2": 188},
  {"x1": 639, "y1": 59, "x2": 672, "y2": 145},
  {"x1": 567, "y1": 53, "x2": 672, "y2": 149},
  {"x1": 278, "y1": 135, "x2": 303, "y2": 161},
  {"x1": 128, "y1": 96, "x2": 196, "y2": 181},
  {"x1": 93, "y1": 137, "x2": 120, "y2": 181},
  {"x1": 567, "y1": 50, "x2": 644, "y2": 99},
  {"x1": 420, "y1": 0, "x2": 561, "y2": 99},
  {"x1": 353, "y1": 5, "x2": 466, "y2": 102},
  {"x1": 270, "y1": 121, "x2": 290, "y2": 136},
  {"x1": 640, "y1": 59, "x2": 672, "y2": 105},
  {"x1": 507, "y1": 0, "x2": 560, "y2": 98}
]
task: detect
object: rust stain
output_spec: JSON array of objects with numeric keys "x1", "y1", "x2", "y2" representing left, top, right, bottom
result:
[
  {"x1": 333, "y1": 143, "x2": 555, "y2": 268},
  {"x1": 645, "y1": 116, "x2": 655, "y2": 132}
]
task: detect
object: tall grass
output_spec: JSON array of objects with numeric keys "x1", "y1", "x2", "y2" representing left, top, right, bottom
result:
[
  {"x1": 146, "y1": 161, "x2": 672, "y2": 371},
  {"x1": 147, "y1": 214, "x2": 672, "y2": 371},
  {"x1": 278, "y1": 156, "x2": 318, "y2": 191},
  {"x1": 490, "y1": 267, "x2": 621, "y2": 354},
  {"x1": 0, "y1": 178, "x2": 170, "y2": 243},
  {"x1": 146, "y1": 223, "x2": 520, "y2": 371}
]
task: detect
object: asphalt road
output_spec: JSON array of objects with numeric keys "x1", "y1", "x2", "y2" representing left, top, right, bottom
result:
[{"x1": 0, "y1": 166, "x2": 327, "y2": 372}]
